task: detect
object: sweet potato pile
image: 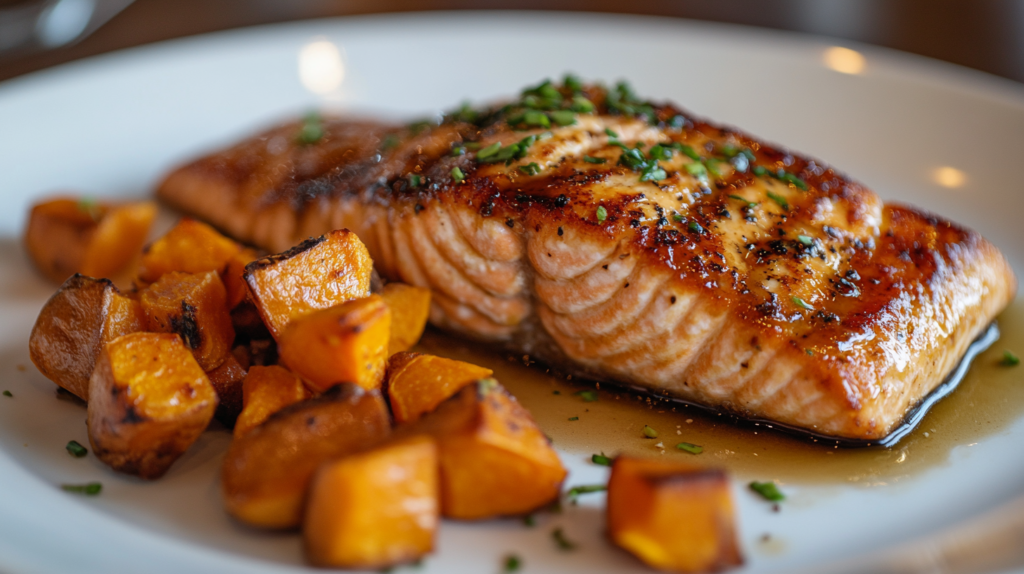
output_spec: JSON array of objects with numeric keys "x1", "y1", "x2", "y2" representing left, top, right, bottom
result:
[{"x1": 27, "y1": 199, "x2": 743, "y2": 572}]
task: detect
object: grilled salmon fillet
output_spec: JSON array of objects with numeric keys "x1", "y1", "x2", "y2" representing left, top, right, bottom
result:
[{"x1": 157, "y1": 80, "x2": 1016, "y2": 442}]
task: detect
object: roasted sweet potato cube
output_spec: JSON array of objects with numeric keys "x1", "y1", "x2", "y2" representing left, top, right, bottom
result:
[
  {"x1": 304, "y1": 436, "x2": 439, "y2": 569},
  {"x1": 395, "y1": 379, "x2": 566, "y2": 519},
  {"x1": 386, "y1": 352, "x2": 493, "y2": 424},
  {"x1": 607, "y1": 457, "x2": 743, "y2": 573},
  {"x1": 87, "y1": 332, "x2": 218, "y2": 479},
  {"x1": 278, "y1": 295, "x2": 390, "y2": 393},
  {"x1": 380, "y1": 283, "x2": 431, "y2": 355},
  {"x1": 222, "y1": 247, "x2": 260, "y2": 309},
  {"x1": 206, "y1": 353, "x2": 247, "y2": 427},
  {"x1": 221, "y1": 384, "x2": 391, "y2": 529},
  {"x1": 24, "y1": 197, "x2": 156, "y2": 283},
  {"x1": 243, "y1": 230, "x2": 372, "y2": 339},
  {"x1": 81, "y1": 201, "x2": 157, "y2": 279},
  {"x1": 140, "y1": 271, "x2": 235, "y2": 371},
  {"x1": 233, "y1": 365, "x2": 310, "y2": 439},
  {"x1": 137, "y1": 217, "x2": 241, "y2": 284},
  {"x1": 29, "y1": 275, "x2": 146, "y2": 400}
]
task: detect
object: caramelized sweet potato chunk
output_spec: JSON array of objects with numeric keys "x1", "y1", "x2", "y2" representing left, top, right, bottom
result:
[
  {"x1": 24, "y1": 197, "x2": 156, "y2": 283},
  {"x1": 380, "y1": 283, "x2": 431, "y2": 355},
  {"x1": 385, "y1": 352, "x2": 493, "y2": 424},
  {"x1": 278, "y1": 295, "x2": 391, "y2": 393},
  {"x1": 222, "y1": 247, "x2": 260, "y2": 310},
  {"x1": 206, "y1": 353, "x2": 247, "y2": 426},
  {"x1": 243, "y1": 230, "x2": 372, "y2": 339},
  {"x1": 222, "y1": 384, "x2": 390, "y2": 529},
  {"x1": 304, "y1": 436, "x2": 439, "y2": 569},
  {"x1": 29, "y1": 275, "x2": 146, "y2": 400},
  {"x1": 140, "y1": 271, "x2": 235, "y2": 371},
  {"x1": 87, "y1": 332, "x2": 218, "y2": 479},
  {"x1": 395, "y1": 379, "x2": 566, "y2": 519},
  {"x1": 607, "y1": 457, "x2": 743, "y2": 573},
  {"x1": 137, "y1": 218, "x2": 241, "y2": 284},
  {"x1": 233, "y1": 365, "x2": 310, "y2": 439}
]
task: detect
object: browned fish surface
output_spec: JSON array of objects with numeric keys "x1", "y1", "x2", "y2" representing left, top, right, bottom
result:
[{"x1": 158, "y1": 80, "x2": 1016, "y2": 442}]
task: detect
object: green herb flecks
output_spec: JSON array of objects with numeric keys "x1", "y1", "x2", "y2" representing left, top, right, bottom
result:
[
  {"x1": 749, "y1": 481, "x2": 785, "y2": 502},
  {"x1": 642, "y1": 425, "x2": 658, "y2": 439},
  {"x1": 575, "y1": 390, "x2": 598, "y2": 402},
  {"x1": 791, "y1": 296, "x2": 814, "y2": 311},
  {"x1": 549, "y1": 110, "x2": 577, "y2": 126},
  {"x1": 797, "y1": 235, "x2": 813, "y2": 246},
  {"x1": 766, "y1": 191, "x2": 789, "y2": 211},
  {"x1": 685, "y1": 160, "x2": 709, "y2": 183},
  {"x1": 596, "y1": 206, "x2": 608, "y2": 223},
  {"x1": 570, "y1": 96, "x2": 595, "y2": 113},
  {"x1": 568, "y1": 416, "x2": 579, "y2": 421},
  {"x1": 476, "y1": 135, "x2": 538, "y2": 165},
  {"x1": 583, "y1": 155, "x2": 607, "y2": 164},
  {"x1": 591, "y1": 453, "x2": 612, "y2": 466},
  {"x1": 1001, "y1": 350, "x2": 1020, "y2": 366},
  {"x1": 753, "y1": 165, "x2": 808, "y2": 190},
  {"x1": 615, "y1": 142, "x2": 669, "y2": 183},
  {"x1": 504, "y1": 554, "x2": 522, "y2": 571},
  {"x1": 676, "y1": 442, "x2": 703, "y2": 454},
  {"x1": 563, "y1": 74, "x2": 584, "y2": 93},
  {"x1": 676, "y1": 144, "x2": 701, "y2": 161},
  {"x1": 606, "y1": 81, "x2": 656, "y2": 123},
  {"x1": 566, "y1": 484, "x2": 606, "y2": 503},
  {"x1": 688, "y1": 221, "x2": 704, "y2": 234},
  {"x1": 407, "y1": 174, "x2": 421, "y2": 188},
  {"x1": 66, "y1": 440, "x2": 88, "y2": 458},
  {"x1": 552, "y1": 527, "x2": 578, "y2": 551},
  {"x1": 380, "y1": 133, "x2": 401, "y2": 152},
  {"x1": 62, "y1": 482, "x2": 102, "y2": 496},
  {"x1": 728, "y1": 194, "x2": 757, "y2": 209},
  {"x1": 519, "y1": 162, "x2": 542, "y2": 176},
  {"x1": 76, "y1": 197, "x2": 101, "y2": 221},
  {"x1": 296, "y1": 112, "x2": 324, "y2": 145},
  {"x1": 523, "y1": 514, "x2": 536, "y2": 527},
  {"x1": 604, "y1": 127, "x2": 619, "y2": 138},
  {"x1": 672, "y1": 213, "x2": 686, "y2": 223},
  {"x1": 2, "y1": 390, "x2": 11, "y2": 398},
  {"x1": 450, "y1": 167, "x2": 465, "y2": 183}
]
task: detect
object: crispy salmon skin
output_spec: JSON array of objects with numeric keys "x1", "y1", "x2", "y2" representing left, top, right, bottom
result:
[{"x1": 158, "y1": 79, "x2": 1016, "y2": 442}]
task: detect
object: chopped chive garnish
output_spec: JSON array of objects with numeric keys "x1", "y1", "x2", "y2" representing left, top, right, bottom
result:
[
  {"x1": 568, "y1": 416, "x2": 579, "y2": 421},
  {"x1": 451, "y1": 167, "x2": 465, "y2": 183},
  {"x1": 688, "y1": 221, "x2": 704, "y2": 234},
  {"x1": 522, "y1": 110, "x2": 551, "y2": 128},
  {"x1": 728, "y1": 194, "x2": 758, "y2": 208},
  {"x1": 677, "y1": 144, "x2": 701, "y2": 161},
  {"x1": 596, "y1": 206, "x2": 608, "y2": 223},
  {"x1": 296, "y1": 112, "x2": 324, "y2": 145},
  {"x1": 583, "y1": 155, "x2": 606, "y2": 164},
  {"x1": 570, "y1": 96, "x2": 595, "y2": 113},
  {"x1": 523, "y1": 514, "x2": 536, "y2": 527},
  {"x1": 2, "y1": 390, "x2": 11, "y2": 397},
  {"x1": 563, "y1": 74, "x2": 583, "y2": 92},
  {"x1": 380, "y1": 133, "x2": 400, "y2": 151},
  {"x1": 791, "y1": 296, "x2": 814, "y2": 310},
  {"x1": 604, "y1": 127, "x2": 619, "y2": 138},
  {"x1": 552, "y1": 527, "x2": 578, "y2": 551},
  {"x1": 641, "y1": 167, "x2": 667, "y2": 182},
  {"x1": 685, "y1": 161, "x2": 708, "y2": 179},
  {"x1": 779, "y1": 172, "x2": 809, "y2": 190},
  {"x1": 676, "y1": 442, "x2": 703, "y2": 454},
  {"x1": 450, "y1": 145, "x2": 466, "y2": 156},
  {"x1": 575, "y1": 390, "x2": 598, "y2": 402},
  {"x1": 66, "y1": 440, "x2": 87, "y2": 458},
  {"x1": 552, "y1": 390, "x2": 561, "y2": 395},
  {"x1": 549, "y1": 110, "x2": 577, "y2": 126},
  {"x1": 407, "y1": 174, "x2": 421, "y2": 188},
  {"x1": 477, "y1": 142, "x2": 502, "y2": 160},
  {"x1": 766, "y1": 191, "x2": 789, "y2": 210},
  {"x1": 76, "y1": 197, "x2": 101, "y2": 221},
  {"x1": 62, "y1": 482, "x2": 102, "y2": 496},
  {"x1": 504, "y1": 554, "x2": 522, "y2": 571},
  {"x1": 566, "y1": 484, "x2": 606, "y2": 502},
  {"x1": 705, "y1": 158, "x2": 725, "y2": 178},
  {"x1": 749, "y1": 481, "x2": 785, "y2": 502},
  {"x1": 797, "y1": 235, "x2": 813, "y2": 246},
  {"x1": 519, "y1": 162, "x2": 542, "y2": 176},
  {"x1": 753, "y1": 165, "x2": 768, "y2": 176},
  {"x1": 673, "y1": 213, "x2": 685, "y2": 223},
  {"x1": 642, "y1": 425, "x2": 658, "y2": 439},
  {"x1": 591, "y1": 453, "x2": 612, "y2": 466},
  {"x1": 1001, "y1": 350, "x2": 1020, "y2": 366}
]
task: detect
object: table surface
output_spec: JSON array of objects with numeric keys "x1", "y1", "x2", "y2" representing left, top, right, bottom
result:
[{"x1": 1, "y1": 0, "x2": 1023, "y2": 86}]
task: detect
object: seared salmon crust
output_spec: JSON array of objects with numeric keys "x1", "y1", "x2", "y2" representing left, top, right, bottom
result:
[{"x1": 158, "y1": 80, "x2": 1016, "y2": 442}]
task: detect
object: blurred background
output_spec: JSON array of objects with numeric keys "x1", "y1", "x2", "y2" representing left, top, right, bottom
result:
[{"x1": 1, "y1": 0, "x2": 1024, "y2": 85}]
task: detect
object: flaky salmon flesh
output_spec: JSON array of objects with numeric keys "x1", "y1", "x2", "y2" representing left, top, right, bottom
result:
[{"x1": 157, "y1": 80, "x2": 1016, "y2": 442}]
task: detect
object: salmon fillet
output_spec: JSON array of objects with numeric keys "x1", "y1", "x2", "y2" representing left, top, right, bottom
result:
[{"x1": 157, "y1": 80, "x2": 1016, "y2": 442}]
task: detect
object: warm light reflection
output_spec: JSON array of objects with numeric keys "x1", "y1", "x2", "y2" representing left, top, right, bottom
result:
[
  {"x1": 298, "y1": 40, "x2": 345, "y2": 95},
  {"x1": 933, "y1": 166, "x2": 967, "y2": 189},
  {"x1": 823, "y1": 46, "x2": 866, "y2": 75}
]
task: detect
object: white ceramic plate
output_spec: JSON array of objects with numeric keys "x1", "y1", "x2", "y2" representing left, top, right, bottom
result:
[{"x1": 2, "y1": 11, "x2": 1023, "y2": 574}]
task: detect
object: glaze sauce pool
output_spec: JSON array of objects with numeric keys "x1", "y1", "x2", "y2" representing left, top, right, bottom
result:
[{"x1": 415, "y1": 300, "x2": 1024, "y2": 486}]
